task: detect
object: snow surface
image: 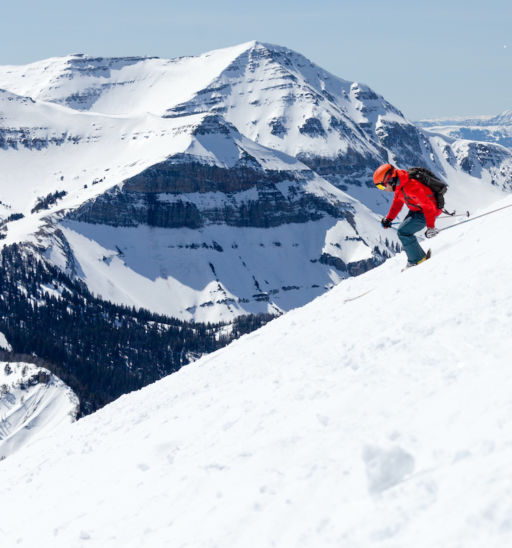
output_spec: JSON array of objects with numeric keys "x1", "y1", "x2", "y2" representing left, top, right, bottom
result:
[
  {"x1": 1, "y1": 197, "x2": 512, "y2": 546},
  {"x1": 57, "y1": 219, "x2": 347, "y2": 321},
  {"x1": 0, "y1": 362, "x2": 78, "y2": 459},
  {"x1": 0, "y1": 332, "x2": 11, "y2": 351},
  {"x1": 0, "y1": 43, "x2": 253, "y2": 116}
]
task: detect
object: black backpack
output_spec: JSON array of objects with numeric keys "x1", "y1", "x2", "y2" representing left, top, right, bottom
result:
[{"x1": 407, "y1": 167, "x2": 448, "y2": 210}]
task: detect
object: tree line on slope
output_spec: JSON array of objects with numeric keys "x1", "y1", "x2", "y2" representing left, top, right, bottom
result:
[{"x1": 0, "y1": 244, "x2": 274, "y2": 416}]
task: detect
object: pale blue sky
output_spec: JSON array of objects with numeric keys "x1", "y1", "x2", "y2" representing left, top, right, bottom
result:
[{"x1": 1, "y1": 0, "x2": 510, "y2": 119}]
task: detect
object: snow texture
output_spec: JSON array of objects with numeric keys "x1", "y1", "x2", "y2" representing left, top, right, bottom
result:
[
  {"x1": 0, "y1": 362, "x2": 79, "y2": 459},
  {"x1": 1, "y1": 197, "x2": 512, "y2": 547}
]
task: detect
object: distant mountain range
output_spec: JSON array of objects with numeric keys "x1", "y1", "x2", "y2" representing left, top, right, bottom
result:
[{"x1": 417, "y1": 109, "x2": 512, "y2": 148}]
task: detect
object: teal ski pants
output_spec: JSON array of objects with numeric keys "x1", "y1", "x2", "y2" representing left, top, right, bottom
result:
[{"x1": 397, "y1": 211, "x2": 427, "y2": 264}]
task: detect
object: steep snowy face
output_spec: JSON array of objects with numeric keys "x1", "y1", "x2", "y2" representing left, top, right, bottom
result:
[
  {"x1": 418, "y1": 109, "x2": 512, "y2": 149},
  {"x1": 1, "y1": 197, "x2": 512, "y2": 547},
  {"x1": 165, "y1": 43, "x2": 384, "y2": 156},
  {"x1": 49, "y1": 114, "x2": 395, "y2": 322},
  {"x1": 162, "y1": 42, "x2": 403, "y2": 199},
  {"x1": 0, "y1": 43, "x2": 254, "y2": 115},
  {"x1": 0, "y1": 361, "x2": 78, "y2": 459}
]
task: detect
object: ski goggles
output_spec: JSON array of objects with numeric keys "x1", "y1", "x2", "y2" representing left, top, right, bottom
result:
[{"x1": 376, "y1": 173, "x2": 396, "y2": 190}]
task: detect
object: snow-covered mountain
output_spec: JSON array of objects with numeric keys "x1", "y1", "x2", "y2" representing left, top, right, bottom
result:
[
  {"x1": 1, "y1": 195, "x2": 512, "y2": 547},
  {"x1": 418, "y1": 109, "x2": 512, "y2": 148},
  {"x1": 1, "y1": 41, "x2": 511, "y2": 324},
  {"x1": 0, "y1": 360, "x2": 78, "y2": 459}
]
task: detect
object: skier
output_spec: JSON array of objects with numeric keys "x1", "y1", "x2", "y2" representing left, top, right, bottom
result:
[{"x1": 373, "y1": 163, "x2": 441, "y2": 267}]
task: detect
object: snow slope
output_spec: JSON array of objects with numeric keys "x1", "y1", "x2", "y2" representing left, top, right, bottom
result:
[
  {"x1": 1, "y1": 196, "x2": 512, "y2": 547},
  {"x1": 0, "y1": 361, "x2": 79, "y2": 459},
  {"x1": 54, "y1": 217, "x2": 368, "y2": 321},
  {"x1": 0, "y1": 45, "x2": 253, "y2": 115}
]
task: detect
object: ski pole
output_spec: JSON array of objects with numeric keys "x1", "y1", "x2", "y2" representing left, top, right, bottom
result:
[
  {"x1": 390, "y1": 205, "x2": 509, "y2": 229},
  {"x1": 439, "y1": 211, "x2": 471, "y2": 219},
  {"x1": 388, "y1": 203, "x2": 511, "y2": 238},
  {"x1": 388, "y1": 210, "x2": 469, "y2": 226},
  {"x1": 438, "y1": 202, "x2": 512, "y2": 233}
]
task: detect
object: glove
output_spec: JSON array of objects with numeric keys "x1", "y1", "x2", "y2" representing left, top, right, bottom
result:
[
  {"x1": 381, "y1": 218, "x2": 392, "y2": 229},
  {"x1": 425, "y1": 227, "x2": 439, "y2": 239}
]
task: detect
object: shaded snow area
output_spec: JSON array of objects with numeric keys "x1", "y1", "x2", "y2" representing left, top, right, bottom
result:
[
  {"x1": 0, "y1": 362, "x2": 79, "y2": 459},
  {"x1": 55, "y1": 216, "x2": 375, "y2": 322},
  {"x1": 2, "y1": 197, "x2": 512, "y2": 547}
]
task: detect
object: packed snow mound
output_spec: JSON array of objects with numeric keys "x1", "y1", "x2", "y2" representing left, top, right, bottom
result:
[
  {"x1": 0, "y1": 362, "x2": 79, "y2": 459},
  {"x1": 1, "y1": 196, "x2": 512, "y2": 546}
]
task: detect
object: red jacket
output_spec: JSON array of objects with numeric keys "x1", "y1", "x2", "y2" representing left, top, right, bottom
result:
[{"x1": 386, "y1": 169, "x2": 441, "y2": 228}]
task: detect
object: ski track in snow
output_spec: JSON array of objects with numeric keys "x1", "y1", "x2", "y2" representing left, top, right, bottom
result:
[{"x1": 1, "y1": 198, "x2": 512, "y2": 547}]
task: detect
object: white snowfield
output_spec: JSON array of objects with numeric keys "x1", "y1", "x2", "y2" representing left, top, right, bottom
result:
[
  {"x1": 0, "y1": 361, "x2": 78, "y2": 459},
  {"x1": 1, "y1": 197, "x2": 512, "y2": 547}
]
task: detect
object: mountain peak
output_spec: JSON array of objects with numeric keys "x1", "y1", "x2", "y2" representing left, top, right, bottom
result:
[
  {"x1": 490, "y1": 109, "x2": 512, "y2": 125},
  {"x1": 230, "y1": 39, "x2": 282, "y2": 52}
]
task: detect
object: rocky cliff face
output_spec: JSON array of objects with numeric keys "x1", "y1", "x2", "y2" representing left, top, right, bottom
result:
[
  {"x1": 67, "y1": 116, "x2": 352, "y2": 231},
  {"x1": 68, "y1": 173, "x2": 345, "y2": 230},
  {"x1": 452, "y1": 140, "x2": 512, "y2": 184}
]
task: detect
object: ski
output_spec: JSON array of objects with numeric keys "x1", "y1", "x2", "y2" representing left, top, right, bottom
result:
[
  {"x1": 343, "y1": 289, "x2": 374, "y2": 303},
  {"x1": 402, "y1": 249, "x2": 431, "y2": 272}
]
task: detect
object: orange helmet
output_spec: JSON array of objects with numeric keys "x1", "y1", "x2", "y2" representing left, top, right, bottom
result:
[{"x1": 373, "y1": 163, "x2": 397, "y2": 189}]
